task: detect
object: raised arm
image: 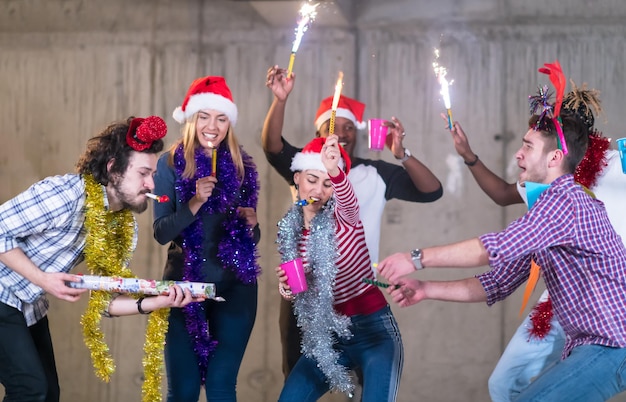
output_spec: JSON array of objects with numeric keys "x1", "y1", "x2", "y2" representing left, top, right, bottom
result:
[
  {"x1": 322, "y1": 135, "x2": 360, "y2": 226},
  {"x1": 262, "y1": 65, "x2": 295, "y2": 154},
  {"x1": 449, "y1": 120, "x2": 523, "y2": 206},
  {"x1": 385, "y1": 116, "x2": 442, "y2": 194}
]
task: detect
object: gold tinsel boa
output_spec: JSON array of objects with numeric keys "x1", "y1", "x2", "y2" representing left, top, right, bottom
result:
[{"x1": 82, "y1": 174, "x2": 169, "y2": 402}]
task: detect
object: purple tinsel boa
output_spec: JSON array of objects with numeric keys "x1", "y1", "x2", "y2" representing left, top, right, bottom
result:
[{"x1": 173, "y1": 142, "x2": 260, "y2": 383}]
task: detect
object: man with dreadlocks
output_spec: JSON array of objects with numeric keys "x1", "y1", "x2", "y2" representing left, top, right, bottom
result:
[
  {"x1": 442, "y1": 81, "x2": 624, "y2": 401},
  {"x1": 377, "y1": 71, "x2": 626, "y2": 400}
]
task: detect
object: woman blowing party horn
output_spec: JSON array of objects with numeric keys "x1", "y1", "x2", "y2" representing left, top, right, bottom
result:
[{"x1": 275, "y1": 134, "x2": 403, "y2": 401}]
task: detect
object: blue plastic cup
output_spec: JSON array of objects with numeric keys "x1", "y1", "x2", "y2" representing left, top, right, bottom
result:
[{"x1": 617, "y1": 138, "x2": 626, "y2": 174}]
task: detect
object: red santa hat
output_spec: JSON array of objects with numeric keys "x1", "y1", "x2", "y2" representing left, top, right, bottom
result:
[
  {"x1": 172, "y1": 76, "x2": 238, "y2": 126},
  {"x1": 290, "y1": 137, "x2": 351, "y2": 174},
  {"x1": 314, "y1": 95, "x2": 366, "y2": 131}
]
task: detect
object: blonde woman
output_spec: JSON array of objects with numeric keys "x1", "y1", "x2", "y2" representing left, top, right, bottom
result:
[{"x1": 153, "y1": 76, "x2": 261, "y2": 402}]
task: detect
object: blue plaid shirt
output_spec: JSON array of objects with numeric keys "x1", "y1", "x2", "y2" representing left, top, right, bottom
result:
[
  {"x1": 478, "y1": 174, "x2": 626, "y2": 357},
  {"x1": 0, "y1": 174, "x2": 136, "y2": 326}
]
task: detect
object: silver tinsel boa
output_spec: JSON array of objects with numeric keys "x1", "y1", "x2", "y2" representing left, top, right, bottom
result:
[{"x1": 276, "y1": 197, "x2": 354, "y2": 394}]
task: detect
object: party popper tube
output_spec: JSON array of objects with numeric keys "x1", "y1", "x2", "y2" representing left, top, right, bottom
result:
[{"x1": 67, "y1": 275, "x2": 224, "y2": 300}]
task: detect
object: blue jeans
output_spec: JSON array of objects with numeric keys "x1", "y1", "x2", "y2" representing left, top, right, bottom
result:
[
  {"x1": 515, "y1": 344, "x2": 626, "y2": 401},
  {"x1": 278, "y1": 305, "x2": 403, "y2": 402},
  {"x1": 489, "y1": 313, "x2": 565, "y2": 401},
  {"x1": 165, "y1": 281, "x2": 257, "y2": 402},
  {"x1": 0, "y1": 302, "x2": 60, "y2": 402}
]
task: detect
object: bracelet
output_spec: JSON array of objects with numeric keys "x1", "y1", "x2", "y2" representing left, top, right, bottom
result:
[
  {"x1": 278, "y1": 284, "x2": 294, "y2": 300},
  {"x1": 136, "y1": 297, "x2": 151, "y2": 315},
  {"x1": 464, "y1": 154, "x2": 479, "y2": 167},
  {"x1": 395, "y1": 148, "x2": 411, "y2": 163}
]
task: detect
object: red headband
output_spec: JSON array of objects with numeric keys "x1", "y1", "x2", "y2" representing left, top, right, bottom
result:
[{"x1": 126, "y1": 116, "x2": 167, "y2": 151}]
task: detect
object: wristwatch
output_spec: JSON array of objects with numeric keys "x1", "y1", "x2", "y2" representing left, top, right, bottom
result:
[
  {"x1": 396, "y1": 148, "x2": 411, "y2": 163},
  {"x1": 410, "y1": 248, "x2": 424, "y2": 270}
]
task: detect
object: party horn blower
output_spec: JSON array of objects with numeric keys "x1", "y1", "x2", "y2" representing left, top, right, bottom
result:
[
  {"x1": 146, "y1": 193, "x2": 169, "y2": 203},
  {"x1": 433, "y1": 48, "x2": 454, "y2": 130},
  {"x1": 287, "y1": 2, "x2": 319, "y2": 76},
  {"x1": 294, "y1": 197, "x2": 319, "y2": 206}
]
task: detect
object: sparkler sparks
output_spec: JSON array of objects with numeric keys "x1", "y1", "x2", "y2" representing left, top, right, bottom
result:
[
  {"x1": 433, "y1": 48, "x2": 454, "y2": 130},
  {"x1": 287, "y1": 2, "x2": 319, "y2": 75}
]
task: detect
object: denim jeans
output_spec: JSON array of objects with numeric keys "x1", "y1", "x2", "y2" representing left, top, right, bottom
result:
[
  {"x1": 0, "y1": 302, "x2": 60, "y2": 402},
  {"x1": 515, "y1": 344, "x2": 626, "y2": 401},
  {"x1": 165, "y1": 281, "x2": 257, "y2": 402},
  {"x1": 489, "y1": 313, "x2": 565, "y2": 401},
  {"x1": 278, "y1": 305, "x2": 403, "y2": 402}
]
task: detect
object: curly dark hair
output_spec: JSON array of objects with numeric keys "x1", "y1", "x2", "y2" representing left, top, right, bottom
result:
[
  {"x1": 75, "y1": 116, "x2": 164, "y2": 185},
  {"x1": 528, "y1": 112, "x2": 589, "y2": 174}
]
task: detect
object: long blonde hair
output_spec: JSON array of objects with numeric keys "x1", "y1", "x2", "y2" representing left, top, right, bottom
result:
[{"x1": 168, "y1": 112, "x2": 245, "y2": 181}]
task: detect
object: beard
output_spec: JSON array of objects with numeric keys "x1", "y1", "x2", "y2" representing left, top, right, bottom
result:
[{"x1": 110, "y1": 176, "x2": 149, "y2": 214}]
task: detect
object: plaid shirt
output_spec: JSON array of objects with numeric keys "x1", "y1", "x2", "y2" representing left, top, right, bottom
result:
[
  {"x1": 478, "y1": 174, "x2": 626, "y2": 357},
  {"x1": 0, "y1": 174, "x2": 136, "y2": 326}
]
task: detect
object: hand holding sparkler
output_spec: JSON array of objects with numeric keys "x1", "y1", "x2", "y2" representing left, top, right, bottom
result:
[
  {"x1": 194, "y1": 176, "x2": 216, "y2": 205},
  {"x1": 266, "y1": 65, "x2": 295, "y2": 102},
  {"x1": 287, "y1": 3, "x2": 319, "y2": 76},
  {"x1": 442, "y1": 118, "x2": 479, "y2": 165}
]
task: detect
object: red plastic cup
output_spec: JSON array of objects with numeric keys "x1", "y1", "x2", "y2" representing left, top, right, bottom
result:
[
  {"x1": 368, "y1": 119, "x2": 388, "y2": 151},
  {"x1": 281, "y1": 258, "x2": 307, "y2": 294}
]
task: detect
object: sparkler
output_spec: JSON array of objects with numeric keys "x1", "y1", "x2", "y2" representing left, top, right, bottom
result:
[
  {"x1": 287, "y1": 2, "x2": 319, "y2": 76},
  {"x1": 211, "y1": 147, "x2": 217, "y2": 177},
  {"x1": 328, "y1": 71, "x2": 344, "y2": 136},
  {"x1": 433, "y1": 48, "x2": 454, "y2": 130}
]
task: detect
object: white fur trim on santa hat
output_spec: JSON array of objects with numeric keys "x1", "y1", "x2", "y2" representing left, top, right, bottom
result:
[
  {"x1": 314, "y1": 108, "x2": 366, "y2": 131},
  {"x1": 290, "y1": 152, "x2": 345, "y2": 172},
  {"x1": 172, "y1": 93, "x2": 238, "y2": 126}
]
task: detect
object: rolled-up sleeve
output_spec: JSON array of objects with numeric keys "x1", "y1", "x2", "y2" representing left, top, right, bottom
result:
[
  {"x1": 476, "y1": 249, "x2": 532, "y2": 306},
  {"x1": 476, "y1": 182, "x2": 577, "y2": 305}
]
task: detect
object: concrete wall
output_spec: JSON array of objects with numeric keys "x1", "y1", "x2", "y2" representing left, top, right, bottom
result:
[{"x1": 1, "y1": 0, "x2": 625, "y2": 401}]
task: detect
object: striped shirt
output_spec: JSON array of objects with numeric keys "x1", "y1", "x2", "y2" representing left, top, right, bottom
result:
[
  {"x1": 478, "y1": 174, "x2": 626, "y2": 357},
  {"x1": 0, "y1": 174, "x2": 136, "y2": 326},
  {"x1": 298, "y1": 170, "x2": 386, "y2": 317}
]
